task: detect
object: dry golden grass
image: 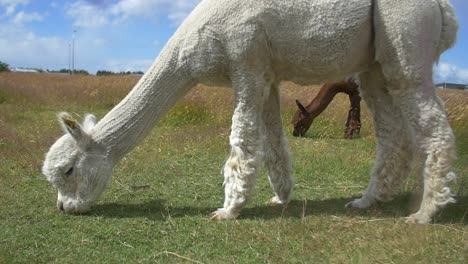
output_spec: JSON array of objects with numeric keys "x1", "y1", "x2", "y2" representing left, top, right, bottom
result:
[
  {"x1": 1, "y1": 72, "x2": 466, "y2": 151},
  {"x1": 439, "y1": 89, "x2": 468, "y2": 131},
  {"x1": 0, "y1": 72, "x2": 137, "y2": 107}
]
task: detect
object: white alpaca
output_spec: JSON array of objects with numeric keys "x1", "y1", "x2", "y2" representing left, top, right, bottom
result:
[{"x1": 43, "y1": 0, "x2": 458, "y2": 224}]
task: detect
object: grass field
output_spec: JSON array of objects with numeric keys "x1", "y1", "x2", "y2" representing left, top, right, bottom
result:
[{"x1": 0, "y1": 72, "x2": 467, "y2": 263}]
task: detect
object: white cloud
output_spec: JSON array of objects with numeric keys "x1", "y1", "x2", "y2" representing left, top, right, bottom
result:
[
  {"x1": 0, "y1": 1, "x2": 67, "y2": 70},
  {"x1": 434, "y1": 62, "x2": 468, "y2": 84},
  {"x1": 5, "y1": 4, "x2": 14, "y2": 15},
  {"x1": 0, "y1": 24, "x2": 69, "y2": 70},
  {"x1": 0, "y1": 0, "x2": 28, "y2": 4},
  {"x1": 12, "y1": 11, "x2": 43, "y2": 24},
  {"x1": 92, "y1": 38, "x2": 108, "y2": 46},
  {"x1": 0, "y1": 0, "x2": 28, "y2": 16},
  {"x1": 99, "y1": 59, "x2": 153, "y2": 73},
  {"x1": 66, "y1": 1, "x2": 110, "y2": 28},
  {"x1": 66, "y1": 0, "x2": 201, "y2": 28},
  {"x1": 0, "y1": 11, "x2": 154, "y2": 73}
]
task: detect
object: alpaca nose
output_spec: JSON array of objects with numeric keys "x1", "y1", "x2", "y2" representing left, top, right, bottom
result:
[
  {"x1": 293, "y1": 129, "x2": 304, "y2": 137},
  {"x1": 57, "y1": 201, "x2": 64, "y2": 211}
]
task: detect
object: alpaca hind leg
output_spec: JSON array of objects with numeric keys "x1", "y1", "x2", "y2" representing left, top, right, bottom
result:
[
  {"x1": 389, "y1": 81, "x2": 456, "y2": 224},
  {"x1": 262, "y1": 83, "x2": 294, "y2": 205},
  {"x1": 346, "y1": 64, "x2": 413, "y2": 209},
  {"x1": 369, "y1": 1, "x2": 457, "y2": 222},
  {"x1": 211, "y1": 67, "x2": 269, "y2": 220}
]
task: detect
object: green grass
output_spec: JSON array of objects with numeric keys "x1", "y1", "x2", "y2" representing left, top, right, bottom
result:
[{"x1": 0, "y1": 73, "x2": 467, "y2": 263}]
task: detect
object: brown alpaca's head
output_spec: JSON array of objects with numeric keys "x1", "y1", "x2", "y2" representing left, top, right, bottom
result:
[{"x1": 291, "y1": 99, "x2": 313, "y2": 137}]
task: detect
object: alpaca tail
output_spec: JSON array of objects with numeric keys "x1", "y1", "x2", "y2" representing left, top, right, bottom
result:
[{"x1": 435, "y1": 0, "x2": 458, "y2": 62}]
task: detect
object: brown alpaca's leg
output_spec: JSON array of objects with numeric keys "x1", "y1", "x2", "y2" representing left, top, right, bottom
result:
[{"x1": 344, "y1": 92, "x2": 361, "y2": 139}]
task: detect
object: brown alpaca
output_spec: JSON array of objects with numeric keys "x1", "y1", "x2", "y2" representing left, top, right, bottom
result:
[{"x1": 292, "y1": 79, "x2": 361, "y2": 138}]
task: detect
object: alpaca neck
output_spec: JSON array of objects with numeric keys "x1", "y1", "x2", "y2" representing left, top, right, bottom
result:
[{"x1": 92, "y1": 44, "x2": 194, "y2": 162}]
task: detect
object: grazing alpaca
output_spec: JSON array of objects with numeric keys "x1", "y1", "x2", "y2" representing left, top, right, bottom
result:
[
  {"x1": 292, "y1": 78, "x2": 361, "y2": 138},
  {"x1": 42, "y1": 0, "x2": 458, "y2": 224}
]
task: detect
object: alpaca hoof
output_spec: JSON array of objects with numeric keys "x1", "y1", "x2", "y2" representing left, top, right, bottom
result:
[
  {"x1": 210, "y1": 213, "x2": 224, "y2": 221},
  {"x1": 405, "y1": 213, "x2": 430, "y2": 224},
  {"x1": 267, "y1": 196, "x2": 288, "y2": 206},
  {"x1": 345, "y1": 198, "x2": 372, "y2": 209},
  {"x1": 210, "y1": 208, "x2": 238, "y2": 221}
]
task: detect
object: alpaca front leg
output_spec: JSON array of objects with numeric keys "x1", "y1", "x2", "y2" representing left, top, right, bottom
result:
[
  {"x1": 211, "y1": 140, "x2": 262, "y2": 220},
  {"x1": 211, "y1": 66, "x2": 267, "y2": 220},
  {"x1": 263, "y1": 83, "x2": 294, "y2": 206}
]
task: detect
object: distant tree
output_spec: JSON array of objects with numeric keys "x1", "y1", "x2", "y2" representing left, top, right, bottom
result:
[
  {"x1": 96, "y1": 70, "x2": 143, "y2": 76},
  {"x1": 97, "y1": 70, "x2": 114, "y2": 76},
  {"x1": 45, "y1": 68, "x2": 89, "y2": 75},
  {"x1": 0, "y1": 60, "x2": 10, "y2": 72},
  {"x1": 74, "y1": 69, "x2": 89, "y2": 75}
]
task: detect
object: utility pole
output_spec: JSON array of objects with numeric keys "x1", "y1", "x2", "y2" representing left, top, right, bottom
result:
[
  {"x1": 72, "y1": 30, "x2": 76, "y2": 75},
  {"x1": 68, "y1": 43, "x2": 72, "y2": 75}
]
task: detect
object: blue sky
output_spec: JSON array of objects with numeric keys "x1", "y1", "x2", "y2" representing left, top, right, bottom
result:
[{"x1": 0, "y1": 0, "x2": 467, "y2": 83}]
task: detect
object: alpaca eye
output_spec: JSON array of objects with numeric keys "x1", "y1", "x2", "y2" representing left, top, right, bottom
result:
[{"x1": 65, "y1": 167, "x2": 74, "y2": 176}]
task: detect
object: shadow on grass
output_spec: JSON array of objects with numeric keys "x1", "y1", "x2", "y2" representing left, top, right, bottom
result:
[
  {"x1": 242, "y1": 194, "x2": 467, "y2": 224},
  {"x1": 294, "y1": 134, "x2": 358, "y2": 140},
  {"x1": 89, "y1": 199, "x2": 212, "y2": 221},
  {"x1": 292, "y1": 131, "x2": 366, "y2": 140},
  {"x1": 88, "y1": 193, "x2": 467, "y2": 224}
]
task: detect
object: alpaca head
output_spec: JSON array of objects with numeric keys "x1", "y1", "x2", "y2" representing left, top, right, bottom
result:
[
  {"x1": 291, "y1": 99, "x2": 313, "y2": 137},
  {"x1": 42, "y1": 113, "x2": 113, "y2": 214}
]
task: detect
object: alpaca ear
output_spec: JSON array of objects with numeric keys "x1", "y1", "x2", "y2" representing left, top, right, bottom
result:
[
  {"x1": 83, "y1": 114, "x2": 97, "y2": 133},
  {"x1": 58, "y1": 112, "x2": 87, "y2": 142},
  {"x1": 295, "y1": 100, "x2": 309, "y2": 117}
]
